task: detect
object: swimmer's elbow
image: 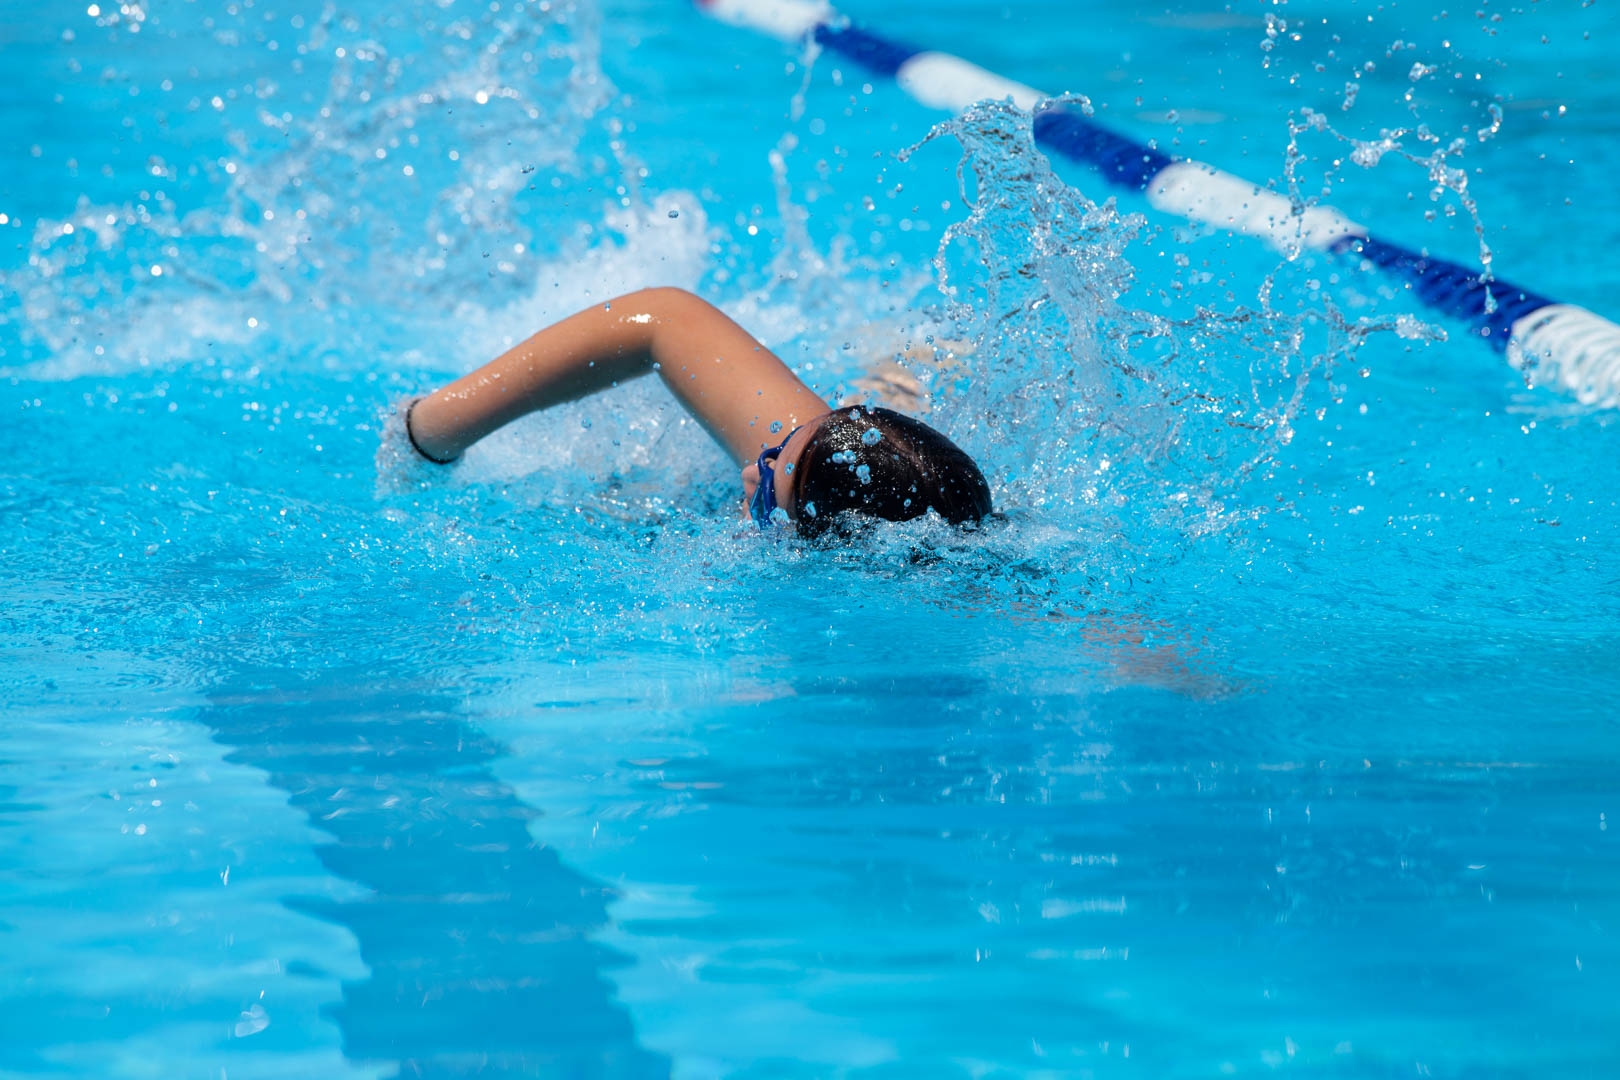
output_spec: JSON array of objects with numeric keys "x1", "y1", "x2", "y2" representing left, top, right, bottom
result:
[
  {"x1": 629, "y1": 285, "x2": 698, "y2": 306},
  {"x1": 621, "y1": 286, "x2": 721, "y2": 324}
]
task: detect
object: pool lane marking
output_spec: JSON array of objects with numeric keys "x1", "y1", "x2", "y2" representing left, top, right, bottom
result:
[{"x1": 695, "y1": 0, "x2": 1620, "y2": 407}]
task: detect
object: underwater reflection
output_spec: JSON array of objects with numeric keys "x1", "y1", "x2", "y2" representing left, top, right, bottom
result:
[{"x1": 203, "y1": 669, "x2": 668, "y2": 1079}]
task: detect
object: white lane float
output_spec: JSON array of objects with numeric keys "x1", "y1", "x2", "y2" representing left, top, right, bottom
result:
[{"x1": 696, "y1": 0, "x2": 1620, "y2": 406}]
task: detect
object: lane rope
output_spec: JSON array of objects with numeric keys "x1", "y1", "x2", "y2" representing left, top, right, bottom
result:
[{"x1": 696, "y1": 0, "x2": 1620, "y2": 406}]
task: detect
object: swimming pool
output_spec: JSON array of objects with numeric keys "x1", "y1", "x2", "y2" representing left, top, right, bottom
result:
[{"x1": 2, "y1": 0, "x2": 1617, "y2": 1074}]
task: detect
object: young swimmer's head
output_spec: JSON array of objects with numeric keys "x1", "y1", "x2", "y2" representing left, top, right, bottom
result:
[{"x1": 785, "y1": 406, "x2": 992, "y2": 539}]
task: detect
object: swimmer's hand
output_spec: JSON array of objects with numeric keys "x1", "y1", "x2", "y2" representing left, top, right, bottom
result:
[
  {"x1": 406, "y1": 287, "x2": 828, "y2": 466},
  {"x1": 405, "y1": 399, "x2": 460, "y2": 464}
]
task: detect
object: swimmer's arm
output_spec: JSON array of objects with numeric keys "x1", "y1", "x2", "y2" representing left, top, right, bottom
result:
[{"x1": 406, "y1": 287, "x2": 829, "y2": 464}]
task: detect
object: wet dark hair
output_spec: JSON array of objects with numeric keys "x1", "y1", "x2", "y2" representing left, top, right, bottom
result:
[{"x1": 790, "y1": 406, "x2": 992, "y2": 539}]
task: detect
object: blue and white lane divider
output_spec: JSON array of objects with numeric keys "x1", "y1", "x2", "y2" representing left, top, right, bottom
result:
[{"x1": 696, "y1": 0, "x2": 1620, "y2": 406}]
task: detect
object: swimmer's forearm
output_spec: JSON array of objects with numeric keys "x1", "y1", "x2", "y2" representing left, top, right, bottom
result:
[
  {"x1": 408, "y1": 299, "x2": 660, "y2": 460},
  {"x1": 407, "y1": 287, "x2": 824, "y2": 463}
]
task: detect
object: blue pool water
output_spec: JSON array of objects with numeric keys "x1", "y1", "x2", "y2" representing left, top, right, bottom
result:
[{"x1": 3, "y1": 0, "x2": 1618, "y2": 1075}]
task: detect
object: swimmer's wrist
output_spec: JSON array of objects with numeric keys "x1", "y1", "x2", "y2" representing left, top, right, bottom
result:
[{"x1": 405, "y1": 398, "x2": 461, "y2": 465}]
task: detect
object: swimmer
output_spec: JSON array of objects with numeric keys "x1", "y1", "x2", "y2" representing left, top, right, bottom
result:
[{"x1": 405, "y1": 287, "x2": 992, "y2": 537}]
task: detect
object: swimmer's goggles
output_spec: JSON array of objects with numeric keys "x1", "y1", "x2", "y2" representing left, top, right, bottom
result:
[{"x1": 748, "y1": 427, "x2": 800, "y2": 530}]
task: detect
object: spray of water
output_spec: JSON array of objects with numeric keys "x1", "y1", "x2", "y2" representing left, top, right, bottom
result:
[
  {"x1": 1, "y1": 0, "x2": 631, "y2": 380},
  {"x1": 898, "y1": 99, "x2": 1401, "y2": 579}
]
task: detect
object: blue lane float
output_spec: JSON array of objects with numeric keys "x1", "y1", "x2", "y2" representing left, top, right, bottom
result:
[{"x1": 696, "y1": 0, "x2": 1620, "y2": 406}]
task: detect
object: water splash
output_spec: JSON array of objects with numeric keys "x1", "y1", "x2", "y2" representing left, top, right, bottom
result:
[
  {"x1": 717, "y1": 34, "x2": 936, "y2": 393},
  {"x1": 1288, "y1": 105, "x2": 1497, "y2": 309},
  {"x1": 900, "y1": 100, "x2": 1391, "y2": 573},
  {"x1": 2, "y1": 0, "x2": 619, "y2": 380}
]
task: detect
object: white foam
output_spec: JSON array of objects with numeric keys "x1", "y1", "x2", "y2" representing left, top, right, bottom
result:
[
  {"x1": 457, "y1": 192, "x2": 714, "y2": 372},
  {"x1": 417, "y1": 192, "x2": 729, "y2": 494},
  {"x1": 0, "y1": 289, "x2": 259, "y2": 382}
]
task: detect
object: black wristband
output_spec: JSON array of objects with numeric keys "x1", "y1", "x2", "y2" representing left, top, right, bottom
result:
[{"x1": 405, "y1": 398, "x2": 460, "y2": 465}]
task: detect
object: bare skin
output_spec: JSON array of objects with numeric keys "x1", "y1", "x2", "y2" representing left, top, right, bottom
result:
[{"x1": 407, "y1": 287, "x2": 833, "y2": 518}]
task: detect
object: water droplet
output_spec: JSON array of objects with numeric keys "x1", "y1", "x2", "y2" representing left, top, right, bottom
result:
[
  {"x1": 769, "y1": 420, "x2": 783, "y2": 434},
  {"x1": 234, "y1": 1004, "x2": 270, "y2": 1038},
  {"x1": 860, "y1": 427, "x2": 881, "y2": 446},
  {"x1": 667, "y1": 209, "x2": 679, "y2": 218}
]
